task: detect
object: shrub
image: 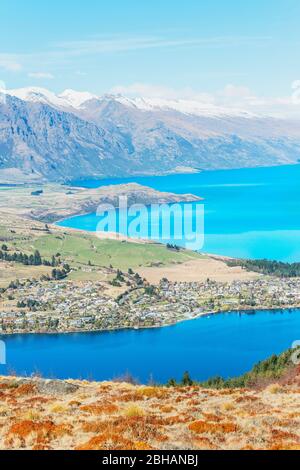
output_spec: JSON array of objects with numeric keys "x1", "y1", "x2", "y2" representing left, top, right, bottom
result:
[{"x1": 123, "y1": 405, "x2": 145, "y2": 418}]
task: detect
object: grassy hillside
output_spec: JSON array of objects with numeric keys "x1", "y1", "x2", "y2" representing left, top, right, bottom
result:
[
  {"x1": 27, "y1": 233, "x2": 202, "y2": 271},
  {"x1": 0, "y1": 213, "x2": 203, "y2": 285}
]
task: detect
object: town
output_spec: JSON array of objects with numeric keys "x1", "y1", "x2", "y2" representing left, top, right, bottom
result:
[{"x1": 1, "y1": 268, "x2": 300, "y2": 335}]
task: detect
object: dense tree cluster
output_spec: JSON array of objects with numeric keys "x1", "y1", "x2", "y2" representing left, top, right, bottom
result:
[
  {"x1": 17, "y1": 299, "x2": 41, "y2": 311},
  {"x1": 0, "y1": 244, "x2": 72, "y2": 287},
  {"x1": 166, "y1": 244, "x2": 181, "y2": 251},
  {"x1": 51, "y1": 266, "x2": 70, "y2": 280},
  {"x1": 144, "y1": 285, "x2": 156, "y2": 296},
  {"x1": 227, "y1": 258, "x2": 300, "y2": 277},
  {"x1": 0, "y1": 247, "x2": 59, "y2": 267}
]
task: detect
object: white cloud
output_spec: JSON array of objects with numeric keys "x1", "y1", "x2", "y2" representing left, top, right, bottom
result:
[
  {"x1": 0, "y1": 54, "x2": 22, "y2": 72},
  {"x1": 0, "y1": 34, "x2": 272, "y2": 75},
  {"x1": 220, "y1": 84, "x2": 253, "y2": 99},
  {"x1": 54, "y1": 35, "x2": 271, "y2": 57},
  {"x1": 216, "y1": 84, "x2": 300, "y2": 118},
  {"x1": 111, "y1": 83, "x2": 214, "y2": 103},
  {"x1": 28, "y1": 72, "x2": 55, "y2": 79},
  {"x1": 216, "y1": 84, "x2": 258, "y2": 108}
]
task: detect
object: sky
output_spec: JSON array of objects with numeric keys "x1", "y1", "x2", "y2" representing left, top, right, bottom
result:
[{"x1": 1, "y1": 0, "x2": 300, "y2": 115}]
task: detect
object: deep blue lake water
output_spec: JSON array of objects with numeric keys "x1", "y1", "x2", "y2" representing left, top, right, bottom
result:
[
  {"x1": 1, "y1": 165, "x2": 299, "y2": 382},
  {"x1": 60, "y1": 164, "x2": 300, "y2": 262},
  {"x1": 0, "y1": 309, "x2": 299, "y2": 383}
]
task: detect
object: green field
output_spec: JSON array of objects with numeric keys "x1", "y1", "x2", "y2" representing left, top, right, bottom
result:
[
  {"x1": 0, "y1": 211, "x2": 204, "y2": 285},
  {"x1": 11, "y1": 231, "x2": 203, "y2": 271}
]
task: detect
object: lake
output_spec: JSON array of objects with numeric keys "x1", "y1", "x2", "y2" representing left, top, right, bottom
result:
[
  {"x1": 0, "y1": 309, "x2": 299, "y2": 383},
  {"x1": 60, "y1": 164, "x2": 300, "y2": 262},
  {"x1": 2, "y1": 164, "x2": 299, "y2": 383}
]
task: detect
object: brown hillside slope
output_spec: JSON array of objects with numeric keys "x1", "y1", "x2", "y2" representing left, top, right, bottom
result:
[{"x1": 0, "y1": 368, "x2": 299, "y2": 451}]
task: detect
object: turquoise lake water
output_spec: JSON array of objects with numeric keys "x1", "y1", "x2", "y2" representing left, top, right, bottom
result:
[
  {"x1": 61, "y1": 164, "x2": 300, "y2": 262},
  {"x1": 1, "y1": 309, "x2": 299, "y2": 383},
  {"x1": 1, "y1": 164, "x2": 299, "y2": 382}
]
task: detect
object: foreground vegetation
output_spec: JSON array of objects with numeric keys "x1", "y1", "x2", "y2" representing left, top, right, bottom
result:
[
  {"x1": 168, "y1": 348, "x2": 300, "y2": 389},
  {"x1": 0, "y1": 350, "x2": 299, "y2": 451},
  {"x1": 201, "y1": 349, "x2": 297, "y2": 389}
]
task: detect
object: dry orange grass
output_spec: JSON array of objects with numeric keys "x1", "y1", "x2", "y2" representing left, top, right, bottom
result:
[
  {"x1": 189, "y1": 420, "x2": 238, "y2": 435},
  {"x1": 80, "y1": 403, "x2": 119, "y2": 415},
  {"x1": 0, "y1": 376, "x2": 299, "y2": 450}
]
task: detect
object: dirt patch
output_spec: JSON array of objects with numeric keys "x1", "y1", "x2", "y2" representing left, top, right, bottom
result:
[{"x1": 137, "y1": 257, "x2": 260, "y2": 284}]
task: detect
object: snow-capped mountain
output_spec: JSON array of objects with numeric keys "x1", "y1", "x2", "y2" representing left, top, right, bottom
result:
[
  {"x1": 3, "y1": 87, "x2": 254, "y2": 117},
  {"x1": 94, "y1": 94, "x2": 257, "y2": 118},
  {"x1": 4, "y1": 87, "x2": 98, "y2": 110},
  {"x1": 1, "y1": 87, "x2": 300, "y2": 183}
]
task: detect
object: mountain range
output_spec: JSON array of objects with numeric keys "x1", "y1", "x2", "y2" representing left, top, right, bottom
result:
[{"x1": 1, "y1": 87, "x2": 300, "y2": 183}]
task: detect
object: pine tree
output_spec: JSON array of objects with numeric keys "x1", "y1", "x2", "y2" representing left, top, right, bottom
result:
[
  {"x1": 34, "y1": 250, "x2": 42, "y2": 265},
  {"x1": 182, "y1": 371, "x2": 193, "y2": 386},
  {"x1": 167, "y1": 378, "x2": 177, "y2": 387}
]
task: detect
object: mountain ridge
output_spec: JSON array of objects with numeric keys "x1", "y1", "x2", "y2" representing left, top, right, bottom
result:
[{"x1": 1, "y1": 87, "x2": 300, "y2": 183}]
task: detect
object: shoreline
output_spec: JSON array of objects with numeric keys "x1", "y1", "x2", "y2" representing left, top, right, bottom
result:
[
  {"x1": 2, "y1": 162, "x2": 299, "y2": 187},
  {"x1": 1, "y1": 304, "x2": 299, "y2": 338},
  {"x1": 65, "y1": 162, "x2": 300, "y2": 187}
]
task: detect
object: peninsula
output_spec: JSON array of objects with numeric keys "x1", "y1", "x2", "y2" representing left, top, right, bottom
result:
[{"x1": 0, "y1": 182, "x2": 300, "y2": 336}]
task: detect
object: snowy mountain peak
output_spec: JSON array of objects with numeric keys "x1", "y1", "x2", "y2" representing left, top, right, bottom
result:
[
  {"x1": 2, "y1": 87, "x2": 256, "y2": 118},
  {"x1": 6, "y1": 87, "x2": 59, "y2": 104},
  {"x1": 58, "y1": 89, "x2": 98, "y2": 108},
  {"x1": 4, "y1": 87, "x2": 98, "y2": 110},
  {"x1": 1, "y1": 86, "x2": 300, "y2": 184},
  {"x1": 100, "y1": 94, "x2": 256, "y2": 118}
]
